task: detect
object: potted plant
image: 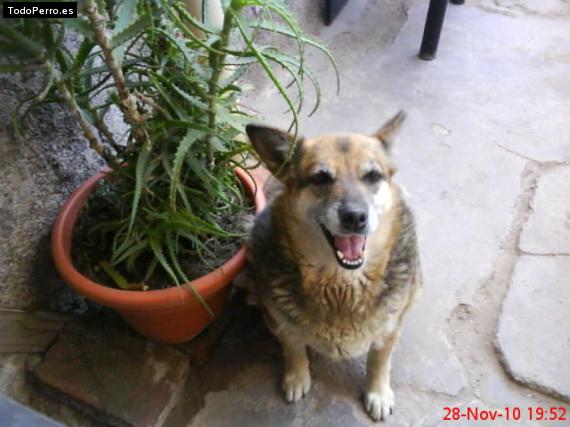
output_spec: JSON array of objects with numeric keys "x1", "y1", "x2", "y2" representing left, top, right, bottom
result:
[{"x1": 0, "y1": 0, "x2": 338, "y2": 343}]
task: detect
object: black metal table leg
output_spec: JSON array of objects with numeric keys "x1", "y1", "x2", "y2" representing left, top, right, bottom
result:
[
  {"x1": 418, "y1": 0, "x2": 448, "y2": 61},
  {"x1": 325, "y1": 0, "x2": 349, "y2": 25}
]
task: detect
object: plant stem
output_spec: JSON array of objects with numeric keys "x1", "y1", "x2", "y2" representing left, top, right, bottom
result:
[
  {"x1": 83, "y1": 0, "x2": 130, "y2": 102},
  {"x1": 82, "y1": 0, "x2": 147, "y2": 145},
  {"x1": 137, "y1": 93, "x2": 173, "y2": 120},
  {"x1": 55, "y1": 78, "x2": 119, "y2": 168},
  {"x1": 206, "y1": 4, "x2": 234, "y2": 167},
  {"x1": 91, "y1": 108, "x2": 122, "y2": 152}
]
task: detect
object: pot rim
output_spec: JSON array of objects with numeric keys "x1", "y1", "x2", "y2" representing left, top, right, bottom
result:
[{"x1": 51, "y1": 167, "x2": 267, "y2": 311}]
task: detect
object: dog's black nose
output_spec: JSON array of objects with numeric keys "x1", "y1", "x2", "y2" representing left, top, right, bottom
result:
[{"x1": 338, "y1": 204, "x2": 368, "y2": 232}]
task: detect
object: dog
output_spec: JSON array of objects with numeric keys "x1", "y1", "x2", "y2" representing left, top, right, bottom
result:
[{"x1": 242, "y1": 111, "x2": 421, "y2": 421}]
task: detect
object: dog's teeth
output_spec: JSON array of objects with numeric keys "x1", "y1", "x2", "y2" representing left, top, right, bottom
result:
[
  {"x1": 336, "y1": 250, "x2": 344, "y2": 260},
  {"x1": 339, "y1": 256, "x2": 364, "y2": 268}
]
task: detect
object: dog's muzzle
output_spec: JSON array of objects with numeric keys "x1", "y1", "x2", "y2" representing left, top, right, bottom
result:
[{"x1": 319, "y1": 224, "x2": 366, "y2": 269}]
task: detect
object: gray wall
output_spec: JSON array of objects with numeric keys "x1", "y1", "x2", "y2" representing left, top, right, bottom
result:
[{"x1": 0, "y1": 71, "x2": 101, "y2": 312}]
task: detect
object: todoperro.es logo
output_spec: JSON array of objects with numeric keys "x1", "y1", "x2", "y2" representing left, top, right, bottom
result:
[{"x1": 3, "y1": 2, "x2": 77, "y2": 18}]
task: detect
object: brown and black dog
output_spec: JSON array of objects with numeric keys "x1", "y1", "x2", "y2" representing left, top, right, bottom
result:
[{"x1": 242, "y1": 111, "x2": 421, "y2": 421}]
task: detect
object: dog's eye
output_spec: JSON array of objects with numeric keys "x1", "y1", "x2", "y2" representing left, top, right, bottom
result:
[
  {"x1": 309, "y1": 171, "x2": 334, "y2": 186},
  {"x1": 363, "y1": 170, "x2": 383, "y2": 184}
]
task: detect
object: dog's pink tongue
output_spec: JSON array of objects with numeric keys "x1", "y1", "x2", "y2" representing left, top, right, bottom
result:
[{"x1": 334, "y1": 235, "x2": 366, "y2": 260}]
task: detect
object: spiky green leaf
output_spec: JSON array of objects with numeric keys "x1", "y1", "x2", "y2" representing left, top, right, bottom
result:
[
  {"x1": 169, "y1": 129, "x2": 204, "y2": 210},
  {"x1": 99, "y1": 261, "x2": 142, "y2": 290},
  {"x1": 0, "y1": 21, "x2": 45, "y2": 60},
  {"x1": 149, "y1": 235, "x2": 178, "y2": 284},
  {"x1": 233, "y1": 12, "x2": 299, "y2": 138},
  {"x1": 165, "y1": 232, "x2": 213, "y2": 316},
  {"x1": 127, "y1": 143, "x2": 151, "y2": 236},
  {"x1": 111, "y1": 14, "x2": 152, "y2": 49},
  {"x1": 171, "y1": 83, "x2": 208, "y2": 110}
]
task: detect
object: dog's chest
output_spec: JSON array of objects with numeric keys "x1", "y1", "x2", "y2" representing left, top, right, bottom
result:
[{"x1": 298, "y1": 269, "x2": 392, "y2": 358}]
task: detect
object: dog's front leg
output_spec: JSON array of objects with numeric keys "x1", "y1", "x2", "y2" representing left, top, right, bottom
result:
[
  {"x1": 274, "y1": 329, "x2": 311, "y2": 402},
  {"x1": 364, "y1": 331, "x2": 399, "y2": 421}
]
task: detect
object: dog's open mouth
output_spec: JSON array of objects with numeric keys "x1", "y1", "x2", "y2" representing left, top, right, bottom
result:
[{"x1": 319, "y1": 224, "x2": 366, "y2": 269}]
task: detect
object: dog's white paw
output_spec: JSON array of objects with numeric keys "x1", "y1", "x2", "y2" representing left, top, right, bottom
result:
[
  {"x1": 282, "y1": 367, "x2": 311, "y2": 402},
  {"x1": 364, "y1": 388, "x2": 394, "y2": 421}
]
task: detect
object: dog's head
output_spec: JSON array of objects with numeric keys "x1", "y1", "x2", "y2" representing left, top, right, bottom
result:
[{"x1": 247, "y1": 111, "x2": 405, "y2": 270}]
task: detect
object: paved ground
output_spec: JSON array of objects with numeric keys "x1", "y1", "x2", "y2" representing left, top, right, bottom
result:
[
  {"x1": 175, "y1": 0, "x2": 570, "y2": 425},
  {"x1": 1, "y1": 0, "x2": 569, "y2": 426}
]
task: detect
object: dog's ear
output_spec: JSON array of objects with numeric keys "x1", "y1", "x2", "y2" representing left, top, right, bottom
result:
[
  {"x1": 246, "y1": 124, "x2": 300, "y2": 178},
  {"x1": 374, "y1": 110, "x2": 406, "y2": 152}
]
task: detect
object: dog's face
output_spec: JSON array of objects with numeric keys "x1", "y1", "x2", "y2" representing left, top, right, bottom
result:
[{"x1": 247, "y1": 111, "x2": 405, "y2": 270}]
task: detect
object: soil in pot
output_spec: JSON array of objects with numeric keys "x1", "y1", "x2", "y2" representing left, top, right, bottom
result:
[{"x1": 71, "y1": 176, "x2": 255, "y2": 292}]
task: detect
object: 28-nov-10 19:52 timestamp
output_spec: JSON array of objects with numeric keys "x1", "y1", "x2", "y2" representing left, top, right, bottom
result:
[{"x1": 442, "y1": 406, "x2": 568, "y2": 422}]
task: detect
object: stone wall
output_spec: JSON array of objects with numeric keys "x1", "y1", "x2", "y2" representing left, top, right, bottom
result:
[{"x1": 0, "y1": 72, "x2": 101, "y2": 312}]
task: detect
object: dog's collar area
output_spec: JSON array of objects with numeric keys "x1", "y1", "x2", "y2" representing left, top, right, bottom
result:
[{"x1": 319, "y1": 223, "x2": 365, "y2": 270}]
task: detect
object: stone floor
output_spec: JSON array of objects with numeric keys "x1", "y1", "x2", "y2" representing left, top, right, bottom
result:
[{"x1": 1, "y1": 0, "x2": 570, "y2": 426}]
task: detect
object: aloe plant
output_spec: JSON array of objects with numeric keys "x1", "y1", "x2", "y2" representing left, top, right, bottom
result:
[{"x1": 0, "y1": 0, "x2": 338, "y2": 299}]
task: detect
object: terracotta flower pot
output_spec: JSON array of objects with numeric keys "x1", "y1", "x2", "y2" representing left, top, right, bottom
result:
[{"x1": 51, "y1": 167, "x2": 267, "y2": 343}]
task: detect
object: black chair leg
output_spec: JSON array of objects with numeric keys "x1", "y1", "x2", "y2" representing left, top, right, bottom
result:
[
  {"x1": 418, "y1": 0, "x2": 448, "y2": 61},
  {"x1": 450, "y1": 0, "x2": 465, "y2": 4}
]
